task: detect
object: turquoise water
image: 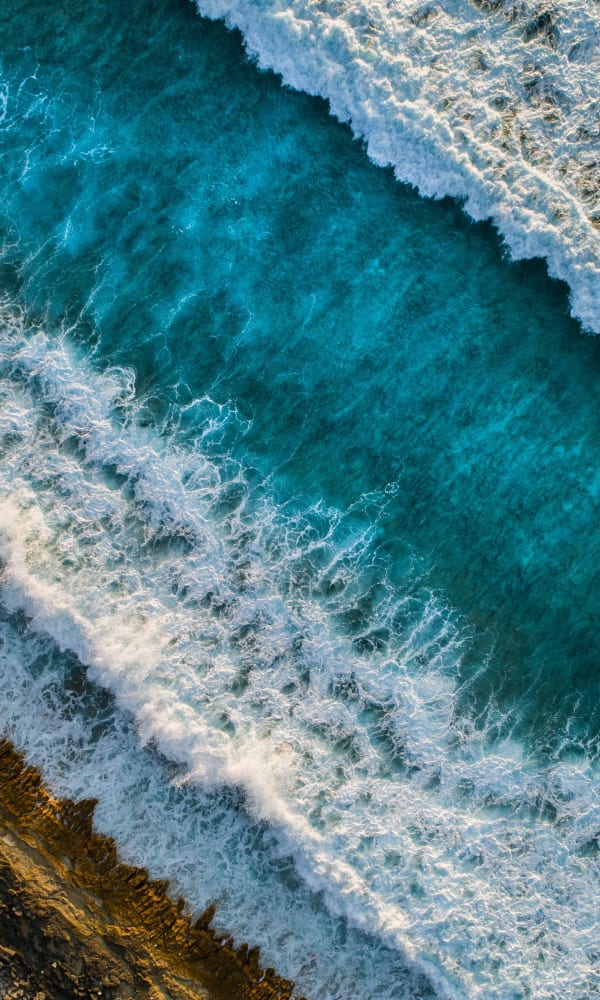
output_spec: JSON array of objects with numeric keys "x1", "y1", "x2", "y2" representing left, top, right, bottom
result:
[{"x1": 1, "y1": 1, "x2": 600, "y2": 998}]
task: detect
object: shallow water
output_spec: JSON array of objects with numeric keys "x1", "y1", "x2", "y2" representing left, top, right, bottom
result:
[{"x1": 0, "y1": 1, "x2": 600, "y2": 998}]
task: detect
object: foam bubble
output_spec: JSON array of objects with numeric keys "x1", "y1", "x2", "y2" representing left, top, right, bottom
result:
[
  {"x1": 1, "y1": 311, "x2": 600, "y2": 998},
  {"x1": 191, "y1": 0, "x2": 600, "y2": 332}
]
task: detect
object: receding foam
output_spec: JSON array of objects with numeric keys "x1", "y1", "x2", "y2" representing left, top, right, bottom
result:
[{"x1": 1, "y1": 311, "x2": 600, "y2": 998}]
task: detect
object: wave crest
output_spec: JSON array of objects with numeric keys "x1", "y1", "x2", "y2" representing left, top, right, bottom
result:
[{"x1": 193, "y1": 0, "x2": 600, "y2": 331}]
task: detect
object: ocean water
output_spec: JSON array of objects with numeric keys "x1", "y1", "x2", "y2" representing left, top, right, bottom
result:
[{"x1": 0, "y1": 1, "x2": 600, "y2": 998}]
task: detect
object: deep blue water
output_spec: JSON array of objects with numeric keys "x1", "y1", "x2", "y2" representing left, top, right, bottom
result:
[{"x1": 1, "y1": 1, "x2": 600, "y2": 998}]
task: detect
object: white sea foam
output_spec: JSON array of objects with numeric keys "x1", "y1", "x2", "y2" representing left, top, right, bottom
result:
[
  {"x1": 191, "y1": 0, "x2": 600, "y2": 332},
  {"x1": 1, "y1": 312, "x2": 600, "y2": 998}
]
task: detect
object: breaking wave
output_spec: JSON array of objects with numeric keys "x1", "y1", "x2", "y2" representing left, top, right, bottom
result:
[
  {"x1": 193, "y1": 0, "x2": 600, "y2": 332},
  {"x1": 1, "y1": 310, "x2": 600, "y2": 998}
]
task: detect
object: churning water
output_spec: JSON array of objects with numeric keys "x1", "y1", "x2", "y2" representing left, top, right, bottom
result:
[{"x1": 1, "y1": 1, "x2": 599, "y2": 997}]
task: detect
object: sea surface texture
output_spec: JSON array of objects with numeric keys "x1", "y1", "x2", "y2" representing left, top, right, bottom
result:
[
  {"x1": 0, "y1": 1, "x2": 599, "y2": 999},
  {"x1": 196, "y1": 0, "x2": 600, "y2": 334}
]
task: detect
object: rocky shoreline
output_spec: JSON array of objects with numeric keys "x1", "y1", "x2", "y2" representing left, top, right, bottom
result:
[{"x1": 0, "y1": 740, "x2": 301, "y2": 1000}]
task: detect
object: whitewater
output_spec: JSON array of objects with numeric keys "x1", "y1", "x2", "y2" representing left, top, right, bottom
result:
[
  {"x1": 0, "y1": 312, "x2": 598, "y2": 1000},
  {"x1": 0, "y1": 0, "x2": 599, "y2": 998},
  {"x1": 194, "y1": 0, "x2": 600, "y2": 333}
]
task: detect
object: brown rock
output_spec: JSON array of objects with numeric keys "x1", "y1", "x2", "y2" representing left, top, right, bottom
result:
[{"x1": 0, "y1": 739, "x2": 305, "y2": 1000}]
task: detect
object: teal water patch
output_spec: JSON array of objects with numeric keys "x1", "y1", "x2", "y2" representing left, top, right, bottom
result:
[
  {"x1": 1, "y1": 316, "x2": 599, "y2": 1000},
  {"x1": 0, "y1": 4, "x2": 599, "y2": 749},
  {"x1": 191, "y1": 0, "x2": 600, "y2": 334},
  {"x1": 2, "y1": 3, "x2": 600, "y2": 995}
]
